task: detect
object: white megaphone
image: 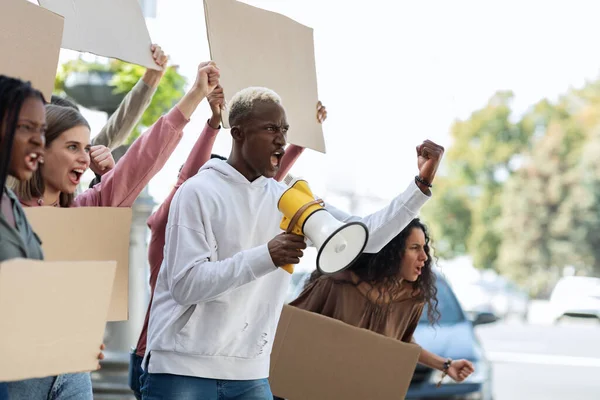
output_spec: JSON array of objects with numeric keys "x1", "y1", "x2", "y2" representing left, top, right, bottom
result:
[{"x1": 277, "y1": 174, "x2": 369, "y2": 275}]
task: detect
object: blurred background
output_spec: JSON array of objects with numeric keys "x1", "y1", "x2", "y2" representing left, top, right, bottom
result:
[{"x1": 48, "y1": 0, "x2": 600, "y2": 399}]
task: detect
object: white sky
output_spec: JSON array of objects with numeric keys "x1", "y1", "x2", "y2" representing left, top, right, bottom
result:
[{"x1": 60, "y1": 0, "x2": 600, "y2": 211}]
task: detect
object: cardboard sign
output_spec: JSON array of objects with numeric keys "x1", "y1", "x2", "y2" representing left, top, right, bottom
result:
[
  {"x1": 38, "y1": 0, "x2": 160, "y2": 70},
  {"x1": 270, "y1": 305, "x2": 421, "y2": 400},
  {"x1": 0, "y1": 259, "x2": 116, "y2": 381},
  {"x1": 204, "y1": 0, "x2": 326, "y2": 153},
  {"x1": 25, "y1": 207, "x2": 132, "y2": 321},
  {"x1": 0, "y1": 0, "x2": 64, "y2": 101}
]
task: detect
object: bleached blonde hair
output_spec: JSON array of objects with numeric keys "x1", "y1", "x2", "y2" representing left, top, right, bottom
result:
[{"x1": 228, "y1": 86, "x2": 283, "y2": 126}]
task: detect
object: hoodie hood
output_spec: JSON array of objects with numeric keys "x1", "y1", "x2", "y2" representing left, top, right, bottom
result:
[{"x1": 200, "y1": 158, "x2": 271, "y2": 187}]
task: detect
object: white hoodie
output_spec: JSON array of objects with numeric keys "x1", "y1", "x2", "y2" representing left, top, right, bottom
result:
[{"x1": 145, "y1": 159, "x2": 430, "y2": 380}]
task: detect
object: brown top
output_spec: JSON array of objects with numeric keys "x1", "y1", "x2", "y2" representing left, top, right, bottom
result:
[{"x1": 290, "y1": 271, "x2": 425, "y2": 343}]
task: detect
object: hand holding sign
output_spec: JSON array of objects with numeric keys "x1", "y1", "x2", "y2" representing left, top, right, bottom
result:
[
  {"x1": 96, "y1": 343, "x2": 106, "y2": 370},
  {"x1": 193, "y1": 61, "x2": 221, "y2": 98},
  {"x1": 150, "y1": 44, "x2": 169, "y2": 69},
  {"x1": 141, "y1": 44, "x2": 170, "y2": 88},
  {"x1": 317, "y1": 101, "x2": 328, "y2": 124},
  {"x1": 208, "y1": 85, "x2": 226, "y2": 129}
]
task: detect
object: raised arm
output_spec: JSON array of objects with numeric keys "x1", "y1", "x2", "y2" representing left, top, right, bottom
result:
[
  {"x1": 274, "y1": 101, "x2": 327, "y2": 181},
  {"x1": 274, "y1": 145, "x2": 304, "y2": 181},
  {"x1": 145, "y1": 91, "x2": 223, "y2": 290},
  {"x1": 144, "y1": 122, "x2": 218, "y2": 293},
  {"x1": 324, "y1": 140, "x2": 444, "y2": 253},
  {"x1": 146, "y1": 122, "x2": 220, "y2": 236},
  {"x1": 326, "y1": 180, "x2": 429, "y2": 253},
  {"x1": 92, "y1": 44, "x2": 167, "y2": 150},
  {"x1": 177, "y1": 86, "x2": 224, "y2": 183},
  {"x1": 74, "y1": 61, "x2": 221, "y2": 207}
]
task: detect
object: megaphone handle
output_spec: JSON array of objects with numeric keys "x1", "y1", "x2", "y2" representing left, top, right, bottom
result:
[
  {"x1": 279, "y1": 199, "x2": 323, "y2": 276},
  {"x1": 284, "y1": 199, "x2": 325, "y2": 235},
  {"x1": 281, "y1": 264, "x2": 294, "y2": 274}
]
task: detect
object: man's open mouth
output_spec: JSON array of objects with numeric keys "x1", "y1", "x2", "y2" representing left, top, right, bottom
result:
[{"x1": 271, "y1": 149, "x2": 285, "y2": 168}]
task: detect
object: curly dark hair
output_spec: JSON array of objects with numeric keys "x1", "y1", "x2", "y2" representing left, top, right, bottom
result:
[{"x1": 306, "y1": 218, "x2": 440, "y2": 325}]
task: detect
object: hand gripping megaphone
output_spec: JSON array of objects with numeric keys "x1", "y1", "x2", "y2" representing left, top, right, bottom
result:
[{"x1": 277, "y1": 174, "x2": 369, "y2": 275}]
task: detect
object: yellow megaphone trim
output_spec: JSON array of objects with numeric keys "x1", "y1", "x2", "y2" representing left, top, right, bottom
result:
[{"x1": 277, "y1": 179, "x2": 324, "y2": 274}]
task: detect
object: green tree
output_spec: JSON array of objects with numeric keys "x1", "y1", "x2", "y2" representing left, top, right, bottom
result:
[
  {"x1": 497, "y1": 120, "x2": 584, "y2": 295},
  {"x1": 54, "y1": 58, "x2": 186, "y2": 144},
  {"x1": 496, "y1": 82, "x2": 600, "y2": 294},
  {"x1": 574, "y1": 126, "x2": 600, "y2": 275},
  {"x1": 569, "y1": 81, "x2": 600, "y2": 276},
  {"x1": 422, "y1": 91, "x2": 533, "y2": 268},
  {"x1": 420, "y1": 176, "x2": 471, "y2": 259},
  {"x1": 426, "y1": 75, "x2": 600, "y2": 291}
]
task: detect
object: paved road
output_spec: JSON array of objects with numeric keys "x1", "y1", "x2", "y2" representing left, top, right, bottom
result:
[{"x1": 476, "y1": 315, "x2": 600, "y2": 400}]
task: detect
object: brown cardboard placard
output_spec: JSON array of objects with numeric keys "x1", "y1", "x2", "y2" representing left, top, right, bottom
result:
[
  {"x1": 270, "y1": 305, "x2": 421, "y2": 400},
  {"x1": 25, "y1": 207, "x2": 132, "y2": 321},
  {"x1": 0, "y1": 259, "x2": 116, "y2": 381},
  {"x1": 204, "y1": 0, "x2": 326, "y2": 153},
  {"x1": 0, "y1": 0, "x2": 64, "y2": 101},
  {"x1": 38, "y1": 0, "x2": 160, "y2": 70}
]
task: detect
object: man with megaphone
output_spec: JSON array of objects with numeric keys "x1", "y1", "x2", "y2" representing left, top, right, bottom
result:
[{"x1": 142, "y1": 85, "x2": 444, "y2": 400}]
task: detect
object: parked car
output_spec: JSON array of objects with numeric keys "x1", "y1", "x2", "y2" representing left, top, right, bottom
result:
[
  {"x1": 480, "y1": 273, "x2": 529, "y2": 321},
  {"x1": 407, "y1": 272, "x2": 495, "y2": 400},
  {"x1": 451, "y1": 275, "x2": 529, "y2": 322},
  {"x1": 285, "y1": 270, "x2": 496, "y2": 399},
  {"x1": 450, "y1": 281, "x2": 497, "y2": 318},
  {"x1": 549, "y1": 276, "x2": 600, "y2": 322},
  {"x1": 442, "y1": 263, "x2": 529, "y2": 322}
]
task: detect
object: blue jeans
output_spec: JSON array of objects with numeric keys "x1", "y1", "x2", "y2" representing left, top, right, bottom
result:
[
  {"x1": 0, "y1": 383, "x2": 8, "y2": 400},
  {"x1": 128, "y1": 350, "x2": 144, "y2": 400},
  {"x1": 140, "y1": 371, "x2": 273, "y2": 400},
  {"x1": 6, "y1": 372, "x2": 92, "y2": 400}
]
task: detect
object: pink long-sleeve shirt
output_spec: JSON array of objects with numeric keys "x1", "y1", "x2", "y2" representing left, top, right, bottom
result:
[
  {"x1": 20, "y1": 107, "x2": 189, "y2": 208},
  {"x1": 134, "y1": 133, "x2": 304, "y2": 357}
]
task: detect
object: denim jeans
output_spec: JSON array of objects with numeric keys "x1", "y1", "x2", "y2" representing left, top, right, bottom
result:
[
  {"x1": 6, "y1": 372, "x2": 92, "y2": 400},
  {"x1": 128, "y1": 349, "x2": 144, "y2": 400},
  {"x1": 0, "y1": 383, "x2": 8, "y2": 400},
  {"x1": 140, "y1": 371, "x2": 273, "y2": 400}
]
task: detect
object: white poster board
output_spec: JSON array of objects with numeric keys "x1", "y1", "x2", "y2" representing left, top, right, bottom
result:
[
  {"x1": 204, "y1": 0, "x2": 326, "y2": 153},
  {"x1": 0, "y1": 259, "x2": 116, "y2": 381},
  {"x1": 0, "y1": 0, "x2": 64, "y2": 101},
  {"x1": 38, "y1": 0, "x2": 160, "y2": 70}
]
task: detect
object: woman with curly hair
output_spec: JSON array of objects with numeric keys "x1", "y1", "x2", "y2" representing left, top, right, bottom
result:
[{"x1": 290, "y1": 218, "x2": 475, "y2": 383}]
